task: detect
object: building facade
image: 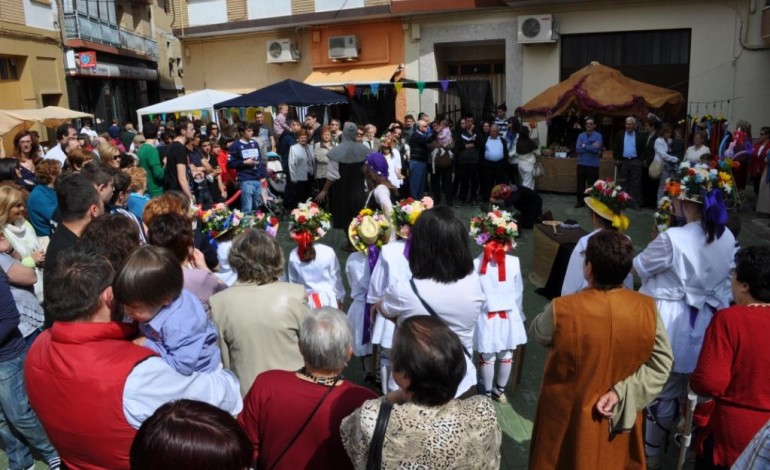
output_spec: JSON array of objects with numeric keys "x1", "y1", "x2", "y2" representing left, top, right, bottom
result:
[
  {"x1": 0, "y1": 0, "x2": 68, "y2": 153},
  {"x1": 171, "y1": 0, "x2": 768, "y2": 131},
  {"x1": 60, "y1": 0, "x2": 161, "y2": 131}
]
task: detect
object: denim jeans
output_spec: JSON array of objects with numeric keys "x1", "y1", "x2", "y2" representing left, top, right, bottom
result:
[
  {"x1": 409, "y1": 160, "x2": 428, "y2": 199},
  {"x1": 0, "y1": 350, "x2": 58, "y2": 469},
  {"x1": 239, "y1": 179, "x2": 262, "y2": 214}
]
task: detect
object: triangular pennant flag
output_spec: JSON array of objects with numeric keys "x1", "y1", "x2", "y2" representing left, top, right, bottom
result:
[
  {"x1": 417, "y1": 82, "x2": 426, "y2": 94},
  {"x1": 346, "y1": 84, "x2": 356, "y2": 97},
  {"x1": 148, "y1": 114, "x2": 154, "y2": 120},
  {"x1": 394, "y1": 82, "x2": 403, "y2": 93},
  {"x1": 161, "y1": 113, "x2": 166, "y2": 122},
  {"x1": 201, "y1": 110, "x2": 209, "y2": 120},
  {"x1": 239, "y1": 107, "x2": 246, "y2": 118},
  {"x1": 354, "y1": 87, "x2": 363, "y2": 97},
  {"x1": 370, "y1": 83, "x2": 380, "y2": 95},
  {"x1": 439, "y1": 80, "x2": 450, "y2": 93}
]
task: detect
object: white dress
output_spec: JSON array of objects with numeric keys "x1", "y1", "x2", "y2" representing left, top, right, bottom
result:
[
  {"x1": 473, "y1": 254, "x2": 527, "y2": 353},
  {"x1": 633, "y1": 221, "x2": 735, "y2": 373},
  {"x1": 367, "y1": 239, "x2": 412, "y2": 348},
  {"x1": 287, "y1": 243, "x2": 345, "y2": 308},
  {"x1": 381, "y1": 274, "x2": 486, "y2": 397},
  {"x1": 214, "y1": 240, "x2": 237, "y2": 287},
  {"x1": 561, "y1": 229, "x2": 635, "y2": 296},
  {"x1": 345, "y1": 252, "x2": 373, "y2": 356}
]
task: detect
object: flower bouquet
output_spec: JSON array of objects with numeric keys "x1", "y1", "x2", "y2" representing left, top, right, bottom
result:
[
  {"x1": 391, "y1": 196, "x2": 434, "y2": 239},
  {"x1": 469, "y1": 206, "x2": 518, "y2": 281}
]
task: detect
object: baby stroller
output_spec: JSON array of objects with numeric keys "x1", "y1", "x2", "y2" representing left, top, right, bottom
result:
[{"x1": 262, "y1": 152, "x2": 288, "y2": 220}]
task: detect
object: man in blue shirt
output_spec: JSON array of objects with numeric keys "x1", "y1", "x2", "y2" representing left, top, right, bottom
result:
[
  {"x1": 574, "y1": 117, "x2": 603, "y2": 208},
  {"x1": 228, "y1": 122, "x2": 267, "y2": 214},
  {"x1": 613, "y1": 116, "x2": 646, "y2": 210}
]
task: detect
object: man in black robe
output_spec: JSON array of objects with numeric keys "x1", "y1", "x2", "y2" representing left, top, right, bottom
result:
[{"x1": 316, "y1": 122, "x2": 371, "y2": 238}]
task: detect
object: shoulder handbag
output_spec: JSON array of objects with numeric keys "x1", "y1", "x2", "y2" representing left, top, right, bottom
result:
[
  {"x1": 268, "y1": 381, "x2": 338, "y2": 470},
  {"x1": 532, "y1": 158, "x2": 546, "y2": 178},
  {"x1": 366, "y1": 400, "x2": 393, "y2": 470},
  {"x1": 648, "y1": 156, "x2": 663, "y2": 179}
]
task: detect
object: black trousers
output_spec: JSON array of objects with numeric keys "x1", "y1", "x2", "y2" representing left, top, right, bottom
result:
[
  {"x1": 456, "y1": 163, "x2": 479, "y2": 203},
  {"x1": 481, "y1": 160, "x2": 507, "y2": 203},
  {"x1": 576, "y1": 164, "x2": 599, "y2": 203},
  {"x1": 430, "y1": 166, "x2": 454, "y2": 205},
  {"x1": 618, "y1": 158, "x2": 643, "y2": 208}
]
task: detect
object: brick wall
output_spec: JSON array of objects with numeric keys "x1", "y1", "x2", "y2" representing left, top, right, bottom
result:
[{"x1": 0, "y1": 0, "x2": 26, "y2": 26}]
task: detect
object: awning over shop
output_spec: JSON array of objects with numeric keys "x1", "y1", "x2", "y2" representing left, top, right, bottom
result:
[
  {"x1": 67, "y1": 62, "x2": 158, "y2": 81},
  {"x1": 516, "y1": 62, "x2": 684, "y2": 119},
  {"x1": 304, "y1": 64, "x2": 399, "y2": 86},
  {"x1": 0, "y1": 107, "x2": 93, "y2": 137}
]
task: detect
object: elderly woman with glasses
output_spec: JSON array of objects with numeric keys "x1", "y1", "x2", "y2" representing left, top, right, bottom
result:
[
  {"x1": 690, "y1": 246, "x2": 770, "y2": 469},
  {"x1": 238, "y1": 308, "x2": 376, "y2": 470}
]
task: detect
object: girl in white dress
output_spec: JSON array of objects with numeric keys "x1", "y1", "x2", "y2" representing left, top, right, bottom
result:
[
  {"x1": 469, "y1": 207, "x2": 527, "y2": 401},
  {"x1": 287, "y1": 200, "x2": 344, "y2": 308},
  {"x1": 345, "y1": 209, "x2": 391, "y2": 380},
  {"x1": 368, "y1": 195, "x2": 433, "y2": 393},
  {"x1": 636, "y1": 161, "x2": 736, "y2": 466},
  {"x1": 199, "y1": 205, "x2": 253, "y2": 286},
  {"x1": 561, "y1": 179, "x2": 634, "y2": 296}
]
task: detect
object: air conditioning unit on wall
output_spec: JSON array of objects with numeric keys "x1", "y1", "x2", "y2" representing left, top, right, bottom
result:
[
  {"x1": 266, "y1": 39, "x2": 300, "y2": 63},
  {"x1": 328, "y1": 35, "x2": 360, "y2": 61},
  {"x1": 517, "y1": 14, "x2": 558, "y2": 44}
]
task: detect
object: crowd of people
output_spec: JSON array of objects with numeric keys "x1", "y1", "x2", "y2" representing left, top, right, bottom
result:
[{"x1": 0, "y1": 107, "x2": 767, "y2": 470}]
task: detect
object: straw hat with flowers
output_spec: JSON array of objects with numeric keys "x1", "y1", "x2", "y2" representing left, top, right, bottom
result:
[
  {"x1": 583, "y1": 179, "x2": 632, "y2": 232},
  {"x1": 348, "y1": 208, "x2": 391, "y2": 253}
]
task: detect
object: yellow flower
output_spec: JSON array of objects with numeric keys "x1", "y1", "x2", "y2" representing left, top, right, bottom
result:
[{"x1": 360, "y1": 208, "x2": 373, "y2": 216}]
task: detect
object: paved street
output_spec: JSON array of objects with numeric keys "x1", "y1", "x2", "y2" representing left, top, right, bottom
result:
[{"x1": 5, "y1": 191, "x2": 768, "y2": 469}]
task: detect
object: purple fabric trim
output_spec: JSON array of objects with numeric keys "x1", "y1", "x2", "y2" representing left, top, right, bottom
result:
[{"x1": 704, "y1": 189, "x2": 728, "y2": 238}]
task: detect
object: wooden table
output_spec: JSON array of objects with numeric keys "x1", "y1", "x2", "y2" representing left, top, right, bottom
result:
[
  {"x1": 529, "y1": 223, "x2": 587, "y2": 299},
  {"x1": 536, "y1": 157, "x2": 616, "y2": 193}
]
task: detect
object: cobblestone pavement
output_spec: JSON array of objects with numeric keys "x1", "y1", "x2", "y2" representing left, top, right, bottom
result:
[{"x1": 7, "y1": 191, "x2": 768, "y2": 470}]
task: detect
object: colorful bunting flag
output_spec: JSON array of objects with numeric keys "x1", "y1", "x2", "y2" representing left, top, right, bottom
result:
[
  {"x1": 417, "y1": 82, "x2": 425, "y2": 94},
  {"x1": 370, "y1": 83, "x2": 380, "y2": 95},
  {"x1": 440, "y1": 80, "x2": 450, "y2": 93},
  {"x1": 394, "y1": 82, "x2": 403, "y2": 93},
  {"x1": 346, "y1": 84, "x2": 356, "y2": 97}
]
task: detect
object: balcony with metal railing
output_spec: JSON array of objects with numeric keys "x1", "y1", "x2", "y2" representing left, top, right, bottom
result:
[{"x1": 63, "y1": 11, "x2": 158, "y2": 62}]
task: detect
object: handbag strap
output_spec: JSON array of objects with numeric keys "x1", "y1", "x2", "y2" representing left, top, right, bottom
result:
[
  {"x1": 408, "y1": 278, "x2": 473, "y2": 361},
  {"x1": 268, "y1": 380, "x2": 338, "y2": 470},
  {"x1": 366, "y1": 400, "x2": 394, "y2": 470}
]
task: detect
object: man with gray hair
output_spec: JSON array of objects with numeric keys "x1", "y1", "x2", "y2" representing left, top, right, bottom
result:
[
  {"x1": 613, "y1": 116, "x2": 647, "y2": 210},
  {"x1": 238, "y1": 308, "x2": 377, "y2": 469}
]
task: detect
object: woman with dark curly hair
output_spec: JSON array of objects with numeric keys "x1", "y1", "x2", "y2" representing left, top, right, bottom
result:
[
  {"x1": 341, "y1": 316, "x2": 501, "y2": 469},
  {"x1": 210, "y1": 228, "x2": 308, "y2": 396},
  {"x1": 76, "y1": 213, "x2": 141, "y2": 273}
]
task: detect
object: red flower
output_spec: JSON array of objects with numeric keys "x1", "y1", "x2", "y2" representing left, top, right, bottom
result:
[
  {"x1": 309, "y1": 202, "x2": 318, "y2": 208},
  {"x1": 495, "y1": 227, "x2": 505, "y2": 235},
  {"x1": 270, "y1": 217, "x2": 279, "y2": 226},
  {"x1": 298, "y1": 215, "x2": 307, "y2": 224},
  {"x1": 688, "y1": 169, "x2": 696, "y2": 176},
  {"x1": 405, "y1": 197, "x2": 414, "y2": 204}
]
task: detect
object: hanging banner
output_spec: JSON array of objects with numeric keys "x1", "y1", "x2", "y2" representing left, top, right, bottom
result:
[
  {"x1": 346, "y1": 84, "x2": 356, "y2": 97},
  {"x1": 394, "y1": 82, "x2": 403, "y2": 93},
  {"x1": 439, "y1": 80, "x2": 450, "y2": 93},
  {"x1": 161, "y1": 113, "x2": 166, "y2": 122},
  {"x1": 201, "y1": 110, "x2": 209, "y2": 120},
  {"x1": 370, "y1": 83, "x2": 380, "y2": 95},
  {"x1": 417, "y1": 82, "x2": 426, "y2": 95}
]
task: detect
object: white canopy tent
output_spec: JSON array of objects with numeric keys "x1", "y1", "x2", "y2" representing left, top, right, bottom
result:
[{"x1": 136, "y1": 89, "x2": 240, "y2": 130}]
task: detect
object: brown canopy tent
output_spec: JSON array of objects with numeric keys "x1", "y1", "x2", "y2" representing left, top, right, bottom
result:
[{"x1": 516, "y1": 62, "x2": 684, "y2": 119}]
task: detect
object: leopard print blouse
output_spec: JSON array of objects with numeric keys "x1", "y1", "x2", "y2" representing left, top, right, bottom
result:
[{"x1": 340, "y1": 395, "x2": 501, "y2": 469}]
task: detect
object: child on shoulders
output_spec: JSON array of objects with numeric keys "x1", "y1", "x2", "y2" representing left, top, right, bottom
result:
[{"x1": 115, "y1": 245, "x2": 221, "y2": 376}]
